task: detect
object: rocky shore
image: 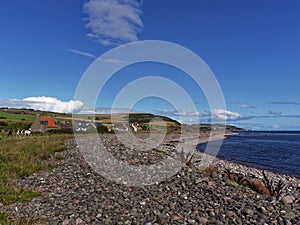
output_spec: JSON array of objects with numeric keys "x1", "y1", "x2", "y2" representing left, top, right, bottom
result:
[{"x1": 2, "y1": 133, "x2": 300, "y2": 224}]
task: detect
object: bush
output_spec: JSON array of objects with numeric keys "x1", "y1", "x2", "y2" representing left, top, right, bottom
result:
[
  {"x1": 7, "y1": 122, "x2": 31, "y2": 130},
  {"x1": 97, "y1": 125, "x2": 109, "y2": 133},
  {"x1": 0, "y1": 121, "x2": 8, "y2": 127},
  {"x1": 47, "y1": 129, "x2": 74, "y2": 134}
]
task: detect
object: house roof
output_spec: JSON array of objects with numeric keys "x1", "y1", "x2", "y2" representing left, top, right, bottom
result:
[{"x1": 40, "y1": 117, "x2": 58, "y2": 128}]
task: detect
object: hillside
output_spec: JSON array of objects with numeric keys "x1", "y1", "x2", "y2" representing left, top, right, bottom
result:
[{"x1": 0, "y1": 108, "x2": 242, "y2": 132}]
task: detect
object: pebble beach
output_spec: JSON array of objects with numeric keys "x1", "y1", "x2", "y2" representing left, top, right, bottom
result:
[{"x1": 2, "y1": 133, "x2": 300, "y2": 224}]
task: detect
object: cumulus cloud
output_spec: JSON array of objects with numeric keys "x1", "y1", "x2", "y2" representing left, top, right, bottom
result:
[
  {"x1": 0, "y1": 96, "x2": 84, "y2": 113},
  {"x1": 67, "y1": 48, "x2": 96, "y2": 58},
  {"x1": 83, "y1": 0, "x2": 144, "y2": 46},
  {"x1": 210, "y1": 109, "x2": 245, "y2": 121}
]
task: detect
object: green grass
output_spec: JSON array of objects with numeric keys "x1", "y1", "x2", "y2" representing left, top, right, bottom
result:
[
  {"x1": 54, "y1": 155, "x2": 65, "y2": 161},
  {"x1": 0, "y1": 134, "x2": 73, "y2": 223},
  {"x1": 0, "y1": 112, "x2": 36, "y2": 122}
]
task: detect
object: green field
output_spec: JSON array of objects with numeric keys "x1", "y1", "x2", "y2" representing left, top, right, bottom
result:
[{"x1": 0, "y1": 112, "x2": 35, "y2": 121}]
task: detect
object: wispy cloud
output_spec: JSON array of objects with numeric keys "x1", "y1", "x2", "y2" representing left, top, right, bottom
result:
[
  {"x1": 155, "y1": 108, "x2": 300, "y2": 122},
  {"x1": 280, "y1": 114, "x2": 300, "y2": 118},
  {"x1": 154, "y1": 109, "x2": 203, "y2": 117},
  {"x1": 83, "y1": 0, "x2": 144, "y2": 46},
  {"x1": 96, "y1": 107, "x2": 131, "y2": 114},
  {"x1": 249, "y1": 114, "x2": 300, "y2": 119},
  {"x1": 79, "y1": 107, "x2": 132, "y2": 114},
  {"x1": 67, "y1": 48, "x2": 96, "y2": 58},
  {"x1": 236, "y1": 103, "x2": 257, "y2": 109},
  {"x1": 154, "y1": 109, "x2": 250, "y2": 122},
  {"x1": 269, "y1": 101, "x2": 300, "y2": 106},
  {"x1": 0, "y1": 96, "x2": 84, "y2": 113},
  {"x1": 268, "y1": 110, "x2": 282, "y2": 116}
]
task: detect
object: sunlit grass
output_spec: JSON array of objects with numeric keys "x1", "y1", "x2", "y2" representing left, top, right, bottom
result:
[{"x1": 0, "y1": 134, "x2": 73, "y2": 223}]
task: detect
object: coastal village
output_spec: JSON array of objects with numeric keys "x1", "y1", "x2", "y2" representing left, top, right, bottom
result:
[
  {"x1": 0, "y1": 108, "x2": 173, "y2": 136},
  {"x1": 4, "y1": 114, "x2": 146, "y2": 135}
]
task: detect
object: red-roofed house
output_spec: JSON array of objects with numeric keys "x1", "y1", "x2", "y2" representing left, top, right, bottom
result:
[{"x1": 31, "y1": 115, "x2": 58, "y2": 132}]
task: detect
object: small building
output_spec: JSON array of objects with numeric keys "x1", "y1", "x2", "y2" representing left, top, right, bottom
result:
[
  {"x1": 131, "y1": 123, "x2": 142, "y2": 132},
  {"x1": 31, "y1": 116, "x2": 58, "y2": 133}
]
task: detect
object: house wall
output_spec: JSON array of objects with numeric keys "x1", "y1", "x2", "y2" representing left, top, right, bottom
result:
[
  {"x1": 31, "y1": 119, "x2": 45, "y2": 132},
  {"x1": 31, "y1": 118, "x2": 57, "y2": 132}
]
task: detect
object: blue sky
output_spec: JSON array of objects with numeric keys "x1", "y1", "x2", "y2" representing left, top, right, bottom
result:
[{"x1": 0, "y1": 0, "x2": 299, "y2": 130}]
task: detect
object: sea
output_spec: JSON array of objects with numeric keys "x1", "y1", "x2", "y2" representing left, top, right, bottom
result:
[{"x1": 197, "y1": 131, "x2": 300, "y2": 178}]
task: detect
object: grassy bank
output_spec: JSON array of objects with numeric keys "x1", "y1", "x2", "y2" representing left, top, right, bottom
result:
[{"x1": 0, "y1": 134, "x2": 73, "y2": 224}]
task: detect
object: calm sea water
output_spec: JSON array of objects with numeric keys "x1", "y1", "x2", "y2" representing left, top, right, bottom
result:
[{"x1": 197, "y1": 131, "x2": 300, "y2": 178}]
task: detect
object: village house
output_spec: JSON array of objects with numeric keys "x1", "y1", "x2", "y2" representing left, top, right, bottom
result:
[
  {"x1": 131, "y1": 123, "x2": 142, "y2": 132},
  {"x1": 31, "y1": 116, "x2": 58, "y2": 132},
  {"x1": 111, "y1": 123, "x2": 143, "y2": 132}
]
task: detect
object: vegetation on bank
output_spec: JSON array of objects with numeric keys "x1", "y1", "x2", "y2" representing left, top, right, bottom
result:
[
  {"x1": 0, "y1": 134, "x2": 73, "y2": 224},
  {"x1": 0, "y1": 135, "x2": 73, "y2": 204}
]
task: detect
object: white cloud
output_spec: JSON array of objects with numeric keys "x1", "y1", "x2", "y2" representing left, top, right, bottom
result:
[
  {"x1": 154, "y1": 109, "x2": 247, "y2": 122},
  {"x1": 270, "y1": 101, "x2": 300, "y2": 106},
  {"x1": 96, "y1": 107, "x2": 131, "y2": 114},
  {"x1": 0, "y1": 96, "x2": 84, "y2": 113},
  {"x1": 83, "y1": 0, "x2": 144, "y2": 46},
  {"x1": 268, "y1": 110, "x2": 282, "y2": 116},
  {"x1": 236, "y1": 103, "x2": 257, "y2": 109},
  {"x1": 67, "y1": 48, "x2": 96, "y2": 58},
  {"x1": 174, "y1": 110, "x2": 202, "y2": 116},
  {"x1": 211, "y1": 109, "x2": 244, "y2": 121},
  {"x1": 154, "y1": 109, "x2": 203, "y2": 117}
]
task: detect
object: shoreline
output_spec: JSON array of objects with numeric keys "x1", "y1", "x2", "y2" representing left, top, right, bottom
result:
[{"x1": 193, "y1": 131, "x2": 300, "y2": 201}]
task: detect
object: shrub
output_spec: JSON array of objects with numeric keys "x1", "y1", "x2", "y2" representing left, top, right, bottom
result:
[
  {"x1": 262, "y1": 171, "x2": 286, "y2": 200},
  {"x1": 97, "y1": 125, "x2": 109, "y2": 133},
  {"x1": 0, "y1": 121, "x2": 8, "y2": 127},
  {"x1": 47, "y1": 129, "x2": 74, "y2": 134}
]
